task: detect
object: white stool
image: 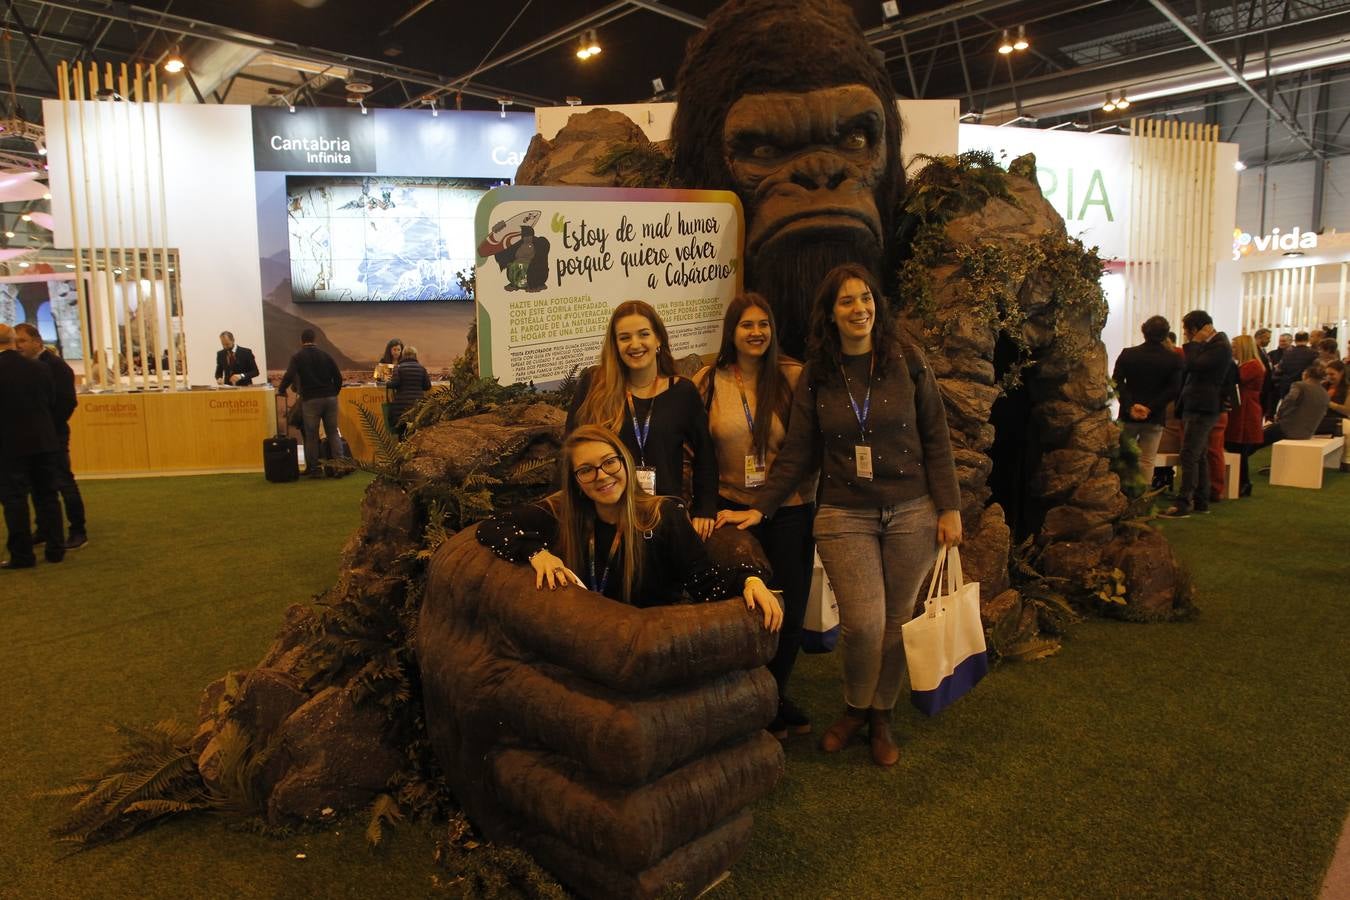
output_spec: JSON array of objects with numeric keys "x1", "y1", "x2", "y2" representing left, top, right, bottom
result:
[
  {"x1": 1154, "y1": 451, "x2": 1241, "y2": 499},
  {"x1": 1270, "y1": 437, "x2": 1345, "y2": 489}
]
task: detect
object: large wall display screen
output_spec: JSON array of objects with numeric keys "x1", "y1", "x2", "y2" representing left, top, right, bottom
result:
[{"x1": 286, "y1": 175, "x2": 493, "y2": 302}]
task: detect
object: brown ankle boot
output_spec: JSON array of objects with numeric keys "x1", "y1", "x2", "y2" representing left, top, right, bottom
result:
[
  {"x1": 819, "y1": 706, "x2": 867, "y2": 752},
  {"x1": 869, "y1": 708, "x2": 900, "y2": 767}
]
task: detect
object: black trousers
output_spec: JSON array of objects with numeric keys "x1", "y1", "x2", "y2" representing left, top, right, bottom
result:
[
  {"x1": 35, "y1": 433, "x2": 85, "y2": 536},
  {"x1": 719, "y1": 498, "x2": 815, "y2": 698},
  {"x1": 1, "y1": 451, "x2": 64, "y2": 565}
]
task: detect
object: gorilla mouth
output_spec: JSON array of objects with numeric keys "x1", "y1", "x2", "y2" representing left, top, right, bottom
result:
[{"x1": 752, "y1": 207, "x2": 881, "y2": 254}]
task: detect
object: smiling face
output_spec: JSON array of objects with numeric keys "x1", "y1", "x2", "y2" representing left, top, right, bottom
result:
[
  {"x1": 733, "y1": 305, "x2": 772, "y2": 361},
  {"x1": 832, "y1": 277, "x2": 875, "y2": 348},
  {"x1": 613, "y1": 314, "x2": 659, "y2": 375},
  {"x1": 571, "y1": 440, "x2": 627, "y2": 509}
]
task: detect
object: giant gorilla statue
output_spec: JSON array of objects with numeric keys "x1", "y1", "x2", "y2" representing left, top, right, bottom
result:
[{"x1": 671, "y1": 0, "x2": 903, "y2": 358}]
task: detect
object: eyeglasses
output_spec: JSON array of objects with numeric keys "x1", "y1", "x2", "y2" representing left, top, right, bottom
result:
[{"x1": 574, "y1": 455, "x2": 624, "y2": 483}]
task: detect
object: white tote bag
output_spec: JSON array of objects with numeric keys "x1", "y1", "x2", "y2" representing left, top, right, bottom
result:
[
  {"x1": 801, "y1": 550, "x2": 839, "y2": 653},
  {"x1": 902, "y1": 546, "x2": 989, "y2": 716}
]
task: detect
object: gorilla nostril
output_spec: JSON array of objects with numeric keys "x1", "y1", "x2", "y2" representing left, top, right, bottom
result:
[
  {"x1": 827, "y1": 172, "x2": 846, "y2": 190},
  {"x1": 789, "y1": 171, "x2": 818, "y2": 190}
]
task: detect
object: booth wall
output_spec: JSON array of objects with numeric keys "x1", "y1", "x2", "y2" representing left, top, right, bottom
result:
[
  {"x1": 1236, "y1": 156, "x2": 1350, "y2": 234},
  {"x1": 44, "y1": 101, "x2": 263, "y2": 386}
]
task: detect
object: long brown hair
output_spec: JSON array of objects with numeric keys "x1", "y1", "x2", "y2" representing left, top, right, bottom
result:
[
  {"x1": 575, "y1": 301, "x2": 678, "y2": 433},
  {"x1": 805, "y1": 262, "x2": 903, "y2": 382},
  {"x1": 548, "y1": 424, "x2": 664, "y2": 604},
  {"x1": 701, "y1": 292, "x2": 793, "y2": 455}
]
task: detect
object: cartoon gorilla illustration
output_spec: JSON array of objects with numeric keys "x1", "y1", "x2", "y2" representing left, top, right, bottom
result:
[{"x1": 496, "y1": 224, "x2": 551, "y2": 292}]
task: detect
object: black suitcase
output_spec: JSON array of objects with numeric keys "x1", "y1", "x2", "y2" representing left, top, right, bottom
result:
[{"x1": 264, "y1": 393, "x2": 300, "y2": 482}]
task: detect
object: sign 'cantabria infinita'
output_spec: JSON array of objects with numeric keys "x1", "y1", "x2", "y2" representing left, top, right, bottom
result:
[{"x1": 474, "y1": 186, "x2": 744, "y2": 388}]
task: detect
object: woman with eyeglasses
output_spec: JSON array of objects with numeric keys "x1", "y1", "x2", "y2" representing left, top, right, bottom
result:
[
  {"x1": 567, "y1": 301, "x2": 719, "y2": 540},
  {"x1": 476, "y1": 424, "x2": 783, "y2": 629},
  {"x1": 718, "y1": 263, "x2": 962, "y2": 767},
  {"x1": 694, "y1": 293, "x2": 816, "y2": 740}
]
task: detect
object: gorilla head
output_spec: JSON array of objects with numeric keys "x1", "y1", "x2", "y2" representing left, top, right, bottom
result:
[{"x1": 672, "y1": 0, "x2": 902, "y2": 358}]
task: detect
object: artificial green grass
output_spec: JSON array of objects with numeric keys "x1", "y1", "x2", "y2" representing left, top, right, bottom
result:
[{"x1": 4, "y1": 455, "x2": 1348, "y2": 899}]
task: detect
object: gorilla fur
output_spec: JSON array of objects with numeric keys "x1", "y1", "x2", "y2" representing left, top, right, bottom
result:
[{"x1": 671, "y1": 0, "x2": 905, "y2": 239}]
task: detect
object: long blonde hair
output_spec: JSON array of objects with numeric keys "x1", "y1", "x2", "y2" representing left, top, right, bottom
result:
[
  {"x1": 575, "y1": 301, "x2": 678, "y2": 433},
  {"x1": 548, "y1": 424, "x2": 664, "y2": 604},
  {"x1": 1233, "y1": 334, "x2": 1259, "y2": 365}
]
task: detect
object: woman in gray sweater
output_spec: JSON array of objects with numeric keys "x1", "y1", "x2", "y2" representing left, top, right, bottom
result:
[{"x1": 718, "y1": 263, "x2": 962, "y2": 766}]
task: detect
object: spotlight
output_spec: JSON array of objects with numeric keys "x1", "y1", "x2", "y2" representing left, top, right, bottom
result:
[
  {"x1": 1116, "y1": 95, "x2": 1130, "y2": 109},
  {"x1": 423, "y1": 97, "x2": 439, "y2": 117},
  {"x1": 65, "y1": 263, "x2": 75, "y2": 269},
  {"x1": 576, "y1": 35, "x2": 592, "y2": 60},
  {"x1": 880, "y1": 1, "x2": 900, "y2": 19},
  {"x1": 586, "y1": 29, "x2": 601, "y2": 56},
  {"x1": 164, "y1": 52, "x2": 185, "y2": 75},
  {"x1": 4, "y1": 231, "x2": 13, "y2": 238},
  {"x1": 42, "y1": 192, "x2": 51, "y2": 200},
  {"x1": 565, "y1": 96, "x2": 582, "y2": 107},
  {"x1": 651, "y1": 77, "x2": 664, "y2": 94},
  {"x1": 36, "y1": 141, "x2": 46, "y2": 156},
  {"x1": 288, "y1": 103, "x2": 296, "y2": 113},
  {"x1": 497, "y1": 96, "x2": 512, "y2": 119},
  {"x1": 998, "y1": 29, "x2": 1013, "y2": 54},
  {"x1": 1102, "y1": 93, "x2": 1117, "y2": 112},
  {"x1": 18, "y1": 261, "x2": 29, "y2": 268},
  {"x1": 21, "y1": 213, "x2": 32, "y2": 222},
  {"x1": 359, "y1": 100, "x2": 367, "y2": 115},
  {"x1": 1234, "y1": 160, "x2": 1247, "y2": 172},
  {"x1": 1014, "y1": 25, "x2": 1029, "y2": 51}
]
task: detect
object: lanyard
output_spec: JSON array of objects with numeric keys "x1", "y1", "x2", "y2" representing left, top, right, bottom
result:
[
  {"x1": 841, "y1": 352, "x2": 874, "y2": 442},
  {"x1": 625, "y1": 379, "x2": 660, "y2": 465},
  {"x1": 587, "y1": 526, "x2": 624, "y2": 595},
  {"x1": 730, "y1": 365, "x2": 759, "y2": 453}
]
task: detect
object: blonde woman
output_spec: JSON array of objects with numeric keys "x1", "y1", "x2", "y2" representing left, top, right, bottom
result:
[
  {"x1": 1223, "y1": 335, "x2": 1265, "y2": 496},
  {"x1": 476, "y1": 424, "x2": 782, "y2": 628},
  {"x1": 567, "y1": 301, "x2": 719, "y2": 539}
]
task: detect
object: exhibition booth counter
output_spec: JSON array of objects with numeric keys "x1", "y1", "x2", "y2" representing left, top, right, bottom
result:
[
  {"x1": 70, "y1": 387, "x2": 276, "y2": 478},
  {"x1": 337, "y1": 384, "x2": 391, "y2": 465}
]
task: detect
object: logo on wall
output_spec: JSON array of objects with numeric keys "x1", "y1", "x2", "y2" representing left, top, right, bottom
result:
[
  {"x1": 252, "y1": 107, "x2": 377, "y2": 173},
  {"x1": 1232, "y1": 226, "x2": 1318, "y2": 260}
]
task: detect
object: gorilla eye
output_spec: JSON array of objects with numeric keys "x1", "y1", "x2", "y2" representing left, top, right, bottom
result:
[
  {"x1": 750, "y1": 143, "x2": 779, "y2": 160},
  {"x1": 839, "y1": 129, "x2": 869, "y2": 151}
]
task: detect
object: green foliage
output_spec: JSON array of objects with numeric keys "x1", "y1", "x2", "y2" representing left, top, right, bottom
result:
[
  {"x1": 903, "y1": 150, "x2": 1017, "y2": 225},
  {"x1": 364, "y1": 793, "x2": 403, "y2": 847},
  {"x1": 354, "y1": 403, "x2": 409, "y2": 480},
  {"x1": 41, "y1": 720, "x2": 209, "y2": 848},
  {"x1": 432, "y1": 815, "x2": 568, "y2": 898},
  {"x1": 592, "y1": 141, "x2": 674, "y2": 188},
  {"x1": 1111, "y1": 426, "x2": 1148, "y2": 499},
  {"x1": 401, "y1": 355, "x2": 539, "y2": 435}
]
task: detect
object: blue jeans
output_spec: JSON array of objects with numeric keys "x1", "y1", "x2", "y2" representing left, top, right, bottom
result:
[
  {"x1": 301, "y1": 396, "x2": 343, "y2": 472},
  {"x1": 813, "y1": 497, "x2": 938, "y2": 711}
]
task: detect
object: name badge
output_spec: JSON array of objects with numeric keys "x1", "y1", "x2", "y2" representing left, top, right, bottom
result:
[
  {"x1": 635, "y1": 466, "x2": 657, "y2": 494},
  {"x1": 855, "y1": 444, "x2": 874, "y2": 481},
  {"x1": 744, "y1": 454, "x2": 766, "y2": 488}
]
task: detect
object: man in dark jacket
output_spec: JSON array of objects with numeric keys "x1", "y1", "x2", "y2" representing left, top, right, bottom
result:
[
  {"x1": 386, "y1": 345, "x2": 432, "y2": 438},
  {"x1": 1162, "y1": 310, "x2": 1233, "y2": 518},
  {"x1": 1274, "y1": 332, "x2": 1317, "y2": 401},
  {"x1": 13, "y1": 324, "x2": 86, "y2": 549},
  {"x1": 1112, "y1": 315, "x2": 1183, "y2": 484},
  {"x1": 277, "y1": 329, "x2": 346, "y2": 477},
  {"x1": 215, "y1": 331, "x2": 260, "y2": 386},
  {"x1": 0, "y1": 325, "x2": 65, "y2": 568}
]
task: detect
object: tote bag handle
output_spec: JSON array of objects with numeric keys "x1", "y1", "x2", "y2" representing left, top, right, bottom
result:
[{"x1": 922, "y1": 544, "x2": 968, "y2": 614}]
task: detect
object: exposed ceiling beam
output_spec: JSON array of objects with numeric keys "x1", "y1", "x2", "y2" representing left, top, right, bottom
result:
[
  {"x1": 25, "y1": 0, "x2": 558, "y2": 107},
  {"x1": 1147, "y1": 0, "x2": 1324, "y2": 159},
  {"x1": 5, "y1": 0, "x2": 62, "y2": 92},
  {"x1": 625, "y1": 0, "x2": 705, "y2": 29}
]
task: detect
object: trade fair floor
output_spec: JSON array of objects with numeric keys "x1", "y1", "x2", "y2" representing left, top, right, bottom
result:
[{"x1": 4, "y1": 449, "x2": 1348, "y2": 899}]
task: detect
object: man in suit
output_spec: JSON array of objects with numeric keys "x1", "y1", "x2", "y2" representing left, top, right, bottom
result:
[
  {"x1": 1161, "y1": 310, "x2": 1233, "y2": 518},
  {"x1": 0, "y1": 324, "x2": 65, "y2": 568},
  {"x1": 215, "y1": 331, "x2": 260, "y2": 386},
  {"x1": 13, "y1": 324, "x2": 87, "y2": 550},
  {"x1": 1274, "y1": 332, "x2": 1317, "y2": 401}
]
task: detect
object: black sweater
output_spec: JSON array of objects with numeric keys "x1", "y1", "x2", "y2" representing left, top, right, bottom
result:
[
  {"x1": 566, "y1": 369, "x2": 719, "y2": 518},
  {"x1": 752, "y1": 346, "x2": 961, "y2": 517},
  {"x1": 278, "y1": 344, "x2": 343, "y2": 400},
  {"x1": 1112, "y1": 341, "x2": 1183, "y2": 426},
  {"x1": 475, "y1": 496, "x2": 762, "y2": 608},
  {"x1": 388, "y1": 359, "x2": 431, "y2": 413}
]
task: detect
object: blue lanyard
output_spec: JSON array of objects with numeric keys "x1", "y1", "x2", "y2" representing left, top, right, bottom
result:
[
  {"x1": 841, "y1": 353, "x2": 873, "y2": 441},
  {"x1": 730, "y1": 365, "x2": 759, "y2": 453},
  {"x1": 587, "y1": 528, "x2": 623, "y2": 594},
  {"x1": 625, "y1": 383, "x2": 658, "y2": 465}
]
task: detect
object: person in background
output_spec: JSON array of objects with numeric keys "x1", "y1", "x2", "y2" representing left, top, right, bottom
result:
[
  {"x1": 1343, "y1": 337, "x2": 1350, "y2": 364},
  {"x1": 1317, "y1": 359, "x2": 1347, "y2": 435},
  {"x1": 13, "y1": 324, "x2": 86, "y2": 549},
  {"x1": 387, "y1": 345, "x2": 431, "y2": 438},
  {"x1": 695, "y1": 293, "x2": 816, "y2": 740},
  {"x1": 1161, "y1": 310, "x2": 1232, "y2": 518},
  {"x1": 374, "y1": 338, "x2": 403, "y2": 383},
  {"x1": 567, "y1": 301, "x2": 718, "y2": 539},
  {"x1": 214, "y1": 331, "x2": 259, "y2": 386},
  {"x1": 1263, "y1": 362, "x2": 1329, "y2": 445},
  {"x1": 379, "y1": 339, "x2": 404, "y2": 366},
  {"x1": 0, "y1": 325, "x2": 64, "y2": 569},
  {"x1": 1316, "y1": 338, "x2": 1340, "y2": 365},
  {"x1": 1253, "y1": 328, "x2": 1277, "y2": 419},
  {"x1": 1205, "y1": 358, "x2": 1239, "y2": 502},
  {"x1": 1269, "y1": 332, "x2": 1293, "y2": 368},
  {"x1": 277, "y1": 329, "x2": 346, "y2": 477},
  {"x1": 1274, "y1": 332, "x2": 1316, "y2": 402},
  {"x1": 1111, "y1": 315, "x2": 1182, "y2": 486},
  {"x1": 720, "y1": 263, "x2": 962, "y2": 768},
  {"x1": 476, "y1": 424, "x2": 782, "y2": 632},
  {"x1": 1224, "y1": 335, "x2": 1264, "y2": 497}
]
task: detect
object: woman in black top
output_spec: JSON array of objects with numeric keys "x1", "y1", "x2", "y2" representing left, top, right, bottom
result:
[
  {"x1": 387, "y1": 345, "x2": 432, "y2": 437},
  {"x1": 476, "y1": 424, "x2": 782, "y2": 628},
  {"x1": 720, "y1": 263, "x2": 962, "y2": 767},
  {"x1": 567, "y1": 301, "x2": 719, "y2": 539},
  {"x1": 379, "y1": 339, "x2": 404, "y2": 365}
]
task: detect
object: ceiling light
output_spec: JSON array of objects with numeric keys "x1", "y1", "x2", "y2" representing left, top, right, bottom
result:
[
  {"x1": 998, "y1": 29, "x2": 1014, "y2": 54},
  {"x1": 576, "y1": 36, "x2": 591, "y2": 60},
  {"x1": 565, "y1": 96, "x2": 582, "y2": 107},
  {"x1": 42, "y1": 192, "x2": 51, "y2": 200},
  {"x1": 4, "y1": 231, "x2": 12, "y2": 238},
  {"x1": 163, "y1": 50, "x2": 185, "y2": 75},
  {"x1": 1115, "y1": 95, "x2": 1130, "y2": 109},
  {"x1": 18, "y1": 261, "x2": 29, "y2": 268},
  {"x1": 21, "y1": 213, "x2": 31, "y2": 222},
  {"x1": 498, "y1": 96, "x2": 512, "y2": 119},
  {"x1": 1014, "y1": 25, "x2": 1029, "y2": 51},
  {"x1": 586, "y1": 29, "x2": 601, "y2": 56},
  {"x1": 880, "y1": 1, "x2": 900, "y2": 19},
  {"x1": 1102, "y1": 94, "x2": 1116, "y2": 112},
  {"x1": 65, "y1": 263, "x2": 75, "y2": 269},
  {"x1": 1234, "y1": 160, "x2": 1247, "y2": 171},
  {"x1": 359, "y1": 100, "x2": 367, "y2": 115},
  {"x1": 288, "y1": 103, "x2": 296, "y2": 113},
  {"x1": 345, "y1": 80, "x2": 373, "y2": 94}
]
